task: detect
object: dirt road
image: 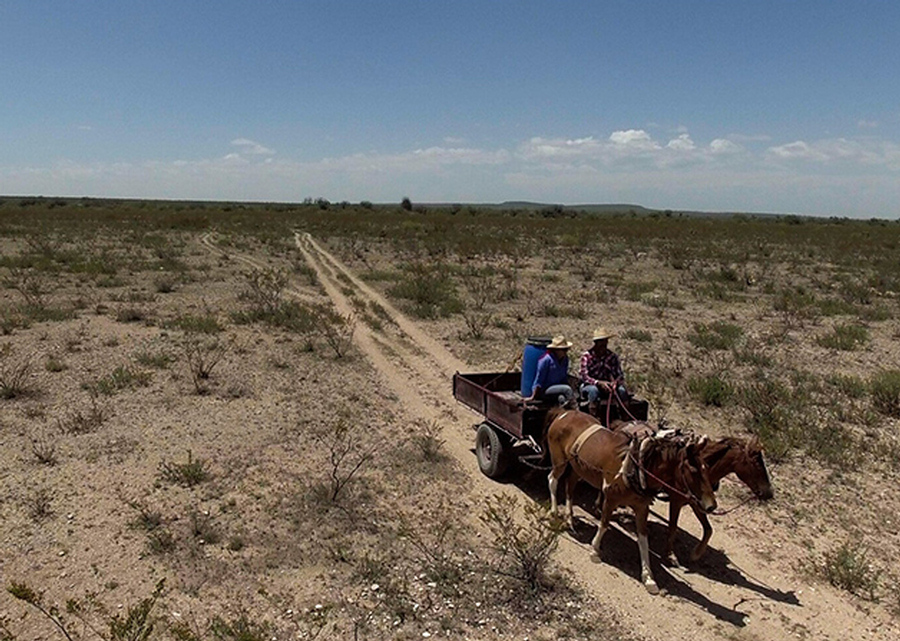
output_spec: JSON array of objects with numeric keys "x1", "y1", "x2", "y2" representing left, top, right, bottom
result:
[{"x1": 217, "y1": 231, "x2": 897, "y2": 640}]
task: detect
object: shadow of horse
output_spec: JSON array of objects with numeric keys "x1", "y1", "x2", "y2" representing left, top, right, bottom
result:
[
  {"x1": 478, "y1": 454, "x2": 799, "y2": 623},
  {"x1": 649, "y1": 506, "x2": 800, "y2": 606}
]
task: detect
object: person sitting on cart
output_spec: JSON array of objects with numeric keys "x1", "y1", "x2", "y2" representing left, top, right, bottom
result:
[
  {"x1": 580, "y1": 327, "x2": 629, "y2": 408},
  {"x1": 525, "y1": 335, "x2": 575, "y2": 406}
]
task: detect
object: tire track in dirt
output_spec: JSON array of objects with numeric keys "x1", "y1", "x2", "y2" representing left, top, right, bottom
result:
[
  {"x1": 199, "y1": 232, "x2": 321, "y2": 305},
  {"x1": 202, "y1": 232, "x2": 898, "y2": 641}
]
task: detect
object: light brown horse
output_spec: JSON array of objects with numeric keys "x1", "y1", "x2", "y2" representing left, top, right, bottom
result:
[
  {"x1": 664, "y1": 435, "x2": 773, "y2": 565},
  {"x1": 546, "y1": 409, "x2": 717, "y2": 594}
]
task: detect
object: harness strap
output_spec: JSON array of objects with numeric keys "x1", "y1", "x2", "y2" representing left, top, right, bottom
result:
[{"x1": 568, "y1": 422, "x2": 606, "y2": 459}]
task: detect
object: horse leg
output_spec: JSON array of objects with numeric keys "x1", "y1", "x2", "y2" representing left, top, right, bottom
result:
[
  {"x1": 591, "y1": 486, "x2": 615, "y2": 555},
  {"x1": 664, "y1": 499, "x2": 685, "y2": 567},
  {"x1": 548, "y1": 463, "x2": 568, "y2": 517},
  {"x1": 635, "y1": 504, "x2": 660, "y2": 594},
  {"x1": 548, "y1": 469, "x2": 560, "y2": 516},
  {"x1": 593, "y1": 487, "x2": 605, "y2": 516},
  {"x1": 563, "y1": 470, "x2": 580, "y2": 529},
  {"x1": 689, "y1": 505, "x2": 713, "y2": 562}
]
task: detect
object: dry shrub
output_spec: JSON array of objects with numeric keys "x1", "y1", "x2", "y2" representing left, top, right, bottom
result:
[
  {"x1": 308, "y1": 419, "x2": 377, "y2": 506},
  {"x1": 181, "y1": 334, "x2": 230, "y2": 394},
  {"x1": 479, "y1": 495, "x2": 566, "y2": 596},
  {"x1": 0, "y1": 344, "x2": 33, "y2": 399}
]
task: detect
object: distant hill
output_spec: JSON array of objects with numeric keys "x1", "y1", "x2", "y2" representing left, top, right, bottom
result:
[{"x1": 491, "y1": 201, "x2": 656, "y2": 215}]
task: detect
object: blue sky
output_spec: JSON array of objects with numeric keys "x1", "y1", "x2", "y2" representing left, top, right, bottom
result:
[{"x1": 2, "y1": 1, "x2": 899, "y2": 217}]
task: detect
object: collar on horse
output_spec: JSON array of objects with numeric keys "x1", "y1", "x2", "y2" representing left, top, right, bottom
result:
[{"x1": 568, "y1": 420, "x2": 607, "y2": 458}]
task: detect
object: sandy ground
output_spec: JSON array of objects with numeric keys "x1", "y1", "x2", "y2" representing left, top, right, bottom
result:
[
  {"x1": 1, "y1": 225, "x2": 898, "y2": 640},
  {"x1": 293, "y1": 232, "x2": 898, "y2": 641}
]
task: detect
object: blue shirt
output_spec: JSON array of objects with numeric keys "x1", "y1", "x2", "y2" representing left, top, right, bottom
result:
[{"x1": 532, "y1": 353, "x2": 569, "y2": 395}]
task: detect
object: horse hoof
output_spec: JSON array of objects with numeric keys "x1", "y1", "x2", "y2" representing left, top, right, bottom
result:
[
  {"x1": 664, "y1": 554, "x2": 680, "y2": 568},
  {"x1": 644, "y1": 581, "x2": 660, "y2": 595}
]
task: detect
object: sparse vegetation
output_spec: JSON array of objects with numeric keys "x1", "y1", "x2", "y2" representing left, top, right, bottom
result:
[
  {"x1": 688, "y1": 372, "x2": 734, "y2": 407},
  {"x1": 819, "y1": 540, "x2": 882, "y2": 600},
  {"x1": 479, "y1": 495, "x2": 566, "y2": 596},
  {"x1": 181, "y1": 334, "x2": 230, "y2": 394},
  {"x1": 869, "y1": 369, "x2": 900, "y2": 417},
  {"x1": 3, "y1": 201, "x2": 900, "y2": 640},
  {"x1": 815, "y1": 323, "x2": 869, "y2": 350},
  {"x1": 688, "y1": 321, "x2": 744, "y2": 351},
  {"x1": 56, "y1": 394, "x2": 107, "y2": 435},
  {"x1": 89, "y1": 365, "x2": 152, "y2": 396},
  {"x1": 0, "y1": 343, "x2": 33, "y2": 399},
  {"x1": 308, "y1": 419, "x2": 377, "y2": 505},
  {"x1": 158, "y1": 450, "x2": 212, "y2": 487}
]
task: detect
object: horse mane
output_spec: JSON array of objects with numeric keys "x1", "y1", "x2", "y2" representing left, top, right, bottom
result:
[{"x1": 703, "y1": 437, "x2": 742, "y2": 468}]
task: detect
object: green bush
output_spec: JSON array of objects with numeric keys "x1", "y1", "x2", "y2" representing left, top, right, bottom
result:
[
  {"x1": 161, "y1": 313, "x2": 223, "y2": 334},
  {"x1": 688, "y1": 321, "x2": 744, "y2": 350},
  {"x1": 816, "y1": 297, "x2": 857, "y2": 317},
  {"x1": 158, "y1": 450, "x2": 211, "y2": 487},
  {"x1": 820, "y1": 540, "x2": 881, "y2": 600},
  {"x1": 622, "y1": 329, "x2": 652, "y2": 342},
  {"x1": 90, "y1": 365, "x2": 151, "y2": 396},
  {"x1": 738, "y1": 377, "x2": 796, "y2": 460},
  {"x1": 387, "y1": 264, "x2": 462, "y2": 319},
  {"x1": 870, "y1": 370, "x2": 900, "y2": 417},
  {"x1": 688, "y1": 373, "x2": 734, "y2": 407},
  {"x1": 815, "y1": 323, "x2": 869, "y2": 351},
  {"x1": 825, "y1": 373, "x2": 867, "y2": 399},
  {"x1": 479, "y1": 495, "x2": 565, "y2": 596}
]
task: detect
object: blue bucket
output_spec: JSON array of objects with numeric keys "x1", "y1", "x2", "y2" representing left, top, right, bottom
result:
[{"x1": 521, "y1": 336, "x2": 551, "y2": 396}]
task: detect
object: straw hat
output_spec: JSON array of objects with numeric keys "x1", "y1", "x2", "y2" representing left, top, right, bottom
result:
[
  {"x1": 592, "y1": 327, "x2": 614, "y2": 341},
  {"x1": 547, "y1": 335, "x2": 572, "y2": 350}
]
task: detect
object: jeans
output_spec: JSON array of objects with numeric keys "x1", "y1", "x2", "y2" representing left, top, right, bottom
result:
[
  {"x1": 542, "y1": 384, "x2": 574, "y2": 406},
  {"x1": 581, "y1": 384, "x2": 628, "y2": 403}
]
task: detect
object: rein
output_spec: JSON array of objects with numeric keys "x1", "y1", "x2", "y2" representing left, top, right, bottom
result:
[
  {"x1": 710, "y1": 493, "x2": 757, "y2": 515},
  {"x1": 708, "y1": 476, "x2": 760, "y2": 515},
  {"x1": 628, "y1": 450, "x2": 703, "y2": 508},
  {"x1": 613, "y1": 385, "x2": 641, "y2": 422}
]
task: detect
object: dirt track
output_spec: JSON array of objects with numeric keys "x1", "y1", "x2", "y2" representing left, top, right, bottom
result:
[{"x1": 193, "y1": 230, "x2": 899, "y2": 641}]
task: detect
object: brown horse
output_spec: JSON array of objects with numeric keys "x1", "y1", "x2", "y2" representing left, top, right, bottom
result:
[
  {"x1": 664, "y1": 435, "x2": 773, "y2": 565},
  {"x1": 545, "y1": 408, "x2": 717, "y2": 594}
]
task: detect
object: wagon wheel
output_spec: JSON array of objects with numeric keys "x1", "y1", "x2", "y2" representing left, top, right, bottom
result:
[{"x1": 475, "y1": 422, "x2": 512, "y2": 479}]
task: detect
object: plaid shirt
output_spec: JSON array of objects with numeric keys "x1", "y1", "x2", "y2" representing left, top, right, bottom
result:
[{"x1": 579, "y1": 349, "x2": 623, "y2": 387}]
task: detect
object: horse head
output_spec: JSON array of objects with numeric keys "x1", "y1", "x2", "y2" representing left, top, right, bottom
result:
[
  {"x1": 681, "y1": 435, "x2": 718, "y2": 514},
  {"x1": 736, "y1": 436, "x2": 774, "y2": 501}
]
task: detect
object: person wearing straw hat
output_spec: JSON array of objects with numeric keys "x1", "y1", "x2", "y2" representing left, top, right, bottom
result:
[
  {"x1": 525, "y1": 335, "x2": 575, "y2": 406},
  {"x1": 579, "y1": 327, "x2": 627, "y2": 409}
]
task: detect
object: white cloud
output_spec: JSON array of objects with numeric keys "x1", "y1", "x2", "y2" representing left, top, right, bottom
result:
[
  {"x1": 609, "y1": 129, "x2": 659, "y2": 150},
  {"x1": 767, "y1": 138, "x2": 900, "y2": 168},
  {"x1": 518, "y1": 136, "x2": 603, "y2": 159},
  {"x1": 3, "y1": 129, "x2": 899, "y2": 217},
  {"x1": 857, "y1": 119, "x2": 879, "y2": 129},
  {"x1": 666, "y1": 134, "x2": 696, "y2": 151},
  {"x1": 230, "y1": 138, "x2": 275, "y2": 156},
  {"x1": 768, "y1": 141, "x2": 828, "y2": 161},
  {"x1": 709, "y1": 139, "x2": 743, "y2": 154}
]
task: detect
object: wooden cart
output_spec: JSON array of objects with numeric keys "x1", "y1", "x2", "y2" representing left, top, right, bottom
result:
[{"x1": 452, "y1": 371, "x2": 649, "y2": 478}]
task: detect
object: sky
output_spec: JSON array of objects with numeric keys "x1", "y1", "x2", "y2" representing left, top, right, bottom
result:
[{"x1": 1, "y1": 1, "x2": 899, "y2": 217}]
